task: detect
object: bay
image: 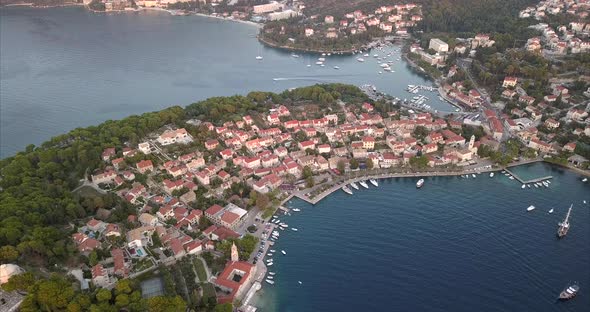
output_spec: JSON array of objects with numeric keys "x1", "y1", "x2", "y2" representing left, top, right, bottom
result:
[
  {"x1": 256, "y1": 163, "x2": 590, "y2": 312},
  {"x1": 0, "y1": 6, "x2": 453, "y2": 158}
]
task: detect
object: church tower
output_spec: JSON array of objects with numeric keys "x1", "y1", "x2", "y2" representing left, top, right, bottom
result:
[
  {"x1": 231, "y1": 242, "x2": 239, "y2": 262},
  {"x1": 468, "y1": 135, "x2": 475, "y2": 150}
]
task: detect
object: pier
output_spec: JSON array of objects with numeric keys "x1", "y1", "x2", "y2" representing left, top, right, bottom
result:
[{"x1": 504, "y1": 168, "x2": 552, "y2": 184}]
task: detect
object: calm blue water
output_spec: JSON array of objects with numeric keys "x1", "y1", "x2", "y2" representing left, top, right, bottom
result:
[
  {"x1": 255, "y1": 163, "x2": 590, "y2": 311},
  {"x1": 0, "y1": 6, "x2": 452, "y2": 158}
]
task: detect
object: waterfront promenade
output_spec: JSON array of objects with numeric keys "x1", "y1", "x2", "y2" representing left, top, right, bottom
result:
[{"x1": 286, "y1": 158, "x2": 588, "y2": 206}]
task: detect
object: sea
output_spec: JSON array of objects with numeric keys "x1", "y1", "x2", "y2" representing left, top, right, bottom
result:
[
  {"x1": 254, "y1": 162, "x2": 590, "y2": 312},
  {"x1": 0, "y1": 6, "x2": 452, "y2": 158}
]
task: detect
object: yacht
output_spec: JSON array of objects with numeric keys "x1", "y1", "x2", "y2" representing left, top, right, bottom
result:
[
  {"x1": 357, "y1": 57, "x2": 365, "y2": 62},
  {"x1": 582, "y1": 178, "x2": 588, "y2": 182},
  {"x1": 266, "y1": 279, "x2": 275, "y2": 285},
  {"x1": 281, "y1": 250, "x2": 287, "y2": 255},
  {"x1": 559, "y1": 284, "x2": 579, "y2": 300},
  {"x1": 527, "y1": 205, "x2": 536, "y2": 212},
  {"x1": 489, "y1": 172, "x2": 494, "y2": 178},
  {"x1": 350, "y1": 182, "x2": 359, "y2": 190},
  {"x1": 342, "y1": 186, "x2": 353, "y2": 195},
  {"x1": 359, "y1": 180, "x2": 369, "y2": 188},
  {"x1": 292, "y1": 208, "x2": 301, "y2": 212},
  {"x1": 256, "y1": 56, "x2": 263, "y2": 60},
  {"x1": 472, "y1": 174, "x2": 477, "y2": 178},
  {"x1": 369, "y1": 179, "x2": 378, "y2": 187},
  {"x1": 416, "y1": 179, "x2": 425, "y2": 188}
]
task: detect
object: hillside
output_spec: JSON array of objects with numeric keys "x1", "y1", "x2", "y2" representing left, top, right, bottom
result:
[{"x1": 0, "y1": 0, "x2": 81, "y2": 7}]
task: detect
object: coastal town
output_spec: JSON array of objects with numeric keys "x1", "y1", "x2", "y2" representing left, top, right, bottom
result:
[{"x1": 1, "y1": 0, "x2": 590, "y2": 311}]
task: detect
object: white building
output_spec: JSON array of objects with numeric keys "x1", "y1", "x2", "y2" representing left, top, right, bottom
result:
[{"x1": 429, "y1": 38, "x2": 449, "y2": 53}]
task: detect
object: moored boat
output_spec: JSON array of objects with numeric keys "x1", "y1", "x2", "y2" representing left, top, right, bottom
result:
[
  {"x1": 350, "y1": 182, "x2": 359, "y2": 190},
  {"x1": 490, "y1": 172, "x2": 494, "y2": 178},
  {"x1": 521, "y1": 184, "x2": 526, "y2": 189},
  {"x1": 281, "y1": 250, "x2": 287, "y2": 255},
  {"x1": 255, "y1": 55, "x2": 263, "y2": 60},
  {"x1": 582, "y1": 178, "x2": 588, "y2": 182},
  {"x1": 472, "y1": 174, "x2": 477, "y2": 178},
  {"x1": 359, "y1": 180, "x2": 369, "y2": 188},
  {"x1": 292, "y1": 208, "x2": 301, "y2": 212},
  {"x1": 416, "y1": 179, "x2": 424, "y2": 188},
  {"x1": 558, "y1": 284, "x2": 579, "y2": 300},
  {"x1": 342, "y1": 186, "x2": 353, "y2": 195},
  {"x1": 557, "y1": 204, "x2": 573, "y2": 238},
  {"x1": 548, "y1": 208, "x2": 554, "y2": 214},
  {"x1": 369, "y1": 179, "x2": 378, "y2": 187},
  {"x1": 266, "y1": 279, "x2": 275, "y2": 285},
  {"x1": 527, "y1": 205, "x2": 536, "y2": 212}
]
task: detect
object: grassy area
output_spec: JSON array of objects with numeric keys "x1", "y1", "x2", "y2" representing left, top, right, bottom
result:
[
  {"x1": 193, "y1": 258, "x2": 208, "y2": 282},
  {"x1": 201, "y1": 282, "x2": 217, "y2": 304},
  {"x1": 74, "y1": 185, "x2": 103, "y2": 198},
  {"x1": 134, "y1": 258, "x2": 154, "y2": 272}
]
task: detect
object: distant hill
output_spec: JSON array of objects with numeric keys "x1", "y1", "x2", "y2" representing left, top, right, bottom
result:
[
  {"x1": 304, "y1": 0, "x2": 538, "y2": 34},
  {"x1": 0, "y1": 0, "x2": 81, "y2": 7}
]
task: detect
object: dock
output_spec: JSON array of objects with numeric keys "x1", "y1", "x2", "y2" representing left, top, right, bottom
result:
[{"x1": 504, "y1": 168, "x2": 552, "y2": 184}]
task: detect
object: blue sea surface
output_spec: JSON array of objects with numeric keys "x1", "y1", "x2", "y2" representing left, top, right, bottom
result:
[{"x1": 255, "y1": 163, "x2": 590, "y2": 311}]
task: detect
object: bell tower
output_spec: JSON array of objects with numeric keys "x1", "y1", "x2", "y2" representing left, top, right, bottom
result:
[{"x1": 231, "y1": 242, "x2": 239, "y2": 262}]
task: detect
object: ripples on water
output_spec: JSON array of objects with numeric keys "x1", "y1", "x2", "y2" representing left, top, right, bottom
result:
[
  {"x1": 256, "y1": 163, "x2": 589, "y2": 312},
  {"x1": 1, "y1": 6, "x2": 452, "y2": 157}
]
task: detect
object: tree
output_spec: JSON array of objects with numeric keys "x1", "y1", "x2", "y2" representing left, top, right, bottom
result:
[
  {"x1": 88, "y1": 250, "x2": 99, "y2": 266},
  {"x1": 114, "y1": 279, "x2": 133, "y2": 295},
  {"x1": 0, "y1": 245, "x2": 19, "y2": 263},
  {"x1": 366, "y1": 158, "x2": 374, "y2": 170},
  {"x1": 305, "y1": 176, "x2": 315, "y2": 188},
  {"x1": 96, "y1": 288, "x2": 113, "y2": 303},
  {"x1": 1, "y1": 272, "x2": 36, "y2": 292},
  {"x1": 255, "y1": 192, "x2": 269, "y2": 210},
  {"x1": 147, "y1": 296, "x2": 187, "y2": 312},
  {"x1": 350, "y1": 158, "x2": 359, "y2": 170},
  {"x1": 35, "y1": 276, "x2": 76, "y2": 311},
  {"x1": 337, "y1": 159, "x2": 346, "y2": 173},
  {"x1": 215, "y1": 303, "x2": 233, "y2": 312},
  {"x1": 302, "y1": 166, "x2": 313, "y2": 179}
]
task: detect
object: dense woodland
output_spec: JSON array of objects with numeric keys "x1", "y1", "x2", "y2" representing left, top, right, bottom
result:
[{"x1": 0, "y1": 84, "x2": 368, "y2": 310}]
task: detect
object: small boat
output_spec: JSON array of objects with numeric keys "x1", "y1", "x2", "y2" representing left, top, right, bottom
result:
[
  {"x1": 270, "y1": 249, "x2": 276, "y2": 253},
  {"x1": 292, "y1": 208, "x2": 301, "y2": 212},
  {"x1": 269, "y1": 272, "x2": 276, "y2": 275},
  {"x1": 359, "y1": 180, "x2": 369, "y2": 188},
  {"x1": 291, "y1": 53, "x2": 299, "y2": 58},
  {"x1": 548, "y1": 208, "x2": 554, "y2": 214},
  {"x1": 489, "y1": 172, "x2": 494, "y2": 178},
  {"x1": 357, "y1": 58, "x2": 365, "y2": 62},
  {"x1": 281, "y1": 250, "x2": 287, "y2": 255},
  {"x1": 416, "y1": 179, "x2": 424, "y2": 188},
  {"x1": 369, "y1": 179, "x2": 378, "y2": 187},
  {"x1": 267, "y1": 275, "x2": 274, "y2": 280},
  {"x1": 267, "y1": 262, "x2": 273, "y2": 266},
  {"x1": 534, "y1": 184, "x2": 539, "y2": 188},
  {"x1": 255, "y1": 56, "x2": 263, "y2": 60},
  {"x1": 504, "y1": 173, "x2": 510, "y2": 177},
  {"x1": 333, "y1": 66, "x2": 340, "y2": 70},
  {"x1": 582, "y1": 178, "x2": 588, "y2": 182},
  {"x1": 266, "y1": 279, "x2": 275, "y2": 285},
  {"x1": 542, "y1": 181, "x2": 549, "y2": 187},
  {"x1": 527, "y1": 184, "x2": 531, "y2": 188},
  {"x1": 318, "y1": 57, "x2": 325, "y2": 62},
  {"x1": 306, "y1": 64, "x2": 311, "y2": 67},
  {"x1": 315, "y1": 61, "x2": 323, "y2": 65},
  {"x1": 509, "y1": 176, "x2": 515, "y2": 180},
  {"x1": 342, "y1": 186, "x2": 353, "y2": 195},
  {"x1": 298, "y1": 281, "x2": 303, "y2": 285},
  {"x1": 291, "y1": 228, "x2": 298, "y2": 232},
  {"x1": 502, "y1": 170, "x2": 506, "y2": 173},
  {"x1": 527, "y1": 205, "x2": 536, "y2": 212},
  {"x1": 521, "y1": 184, "x2": 526, "y2": 189},
  {"x1": 584, "y1": 200, "x2": 587, "y2": 204},
  {"x1": 279, "y1": 223, "x2": 288, "y2": 228},
  {"x1": 559, "y1": 284, "x2": 579, "y2": 300},
  {"x1": 472, "y1": 174, "x2": 477, "y2": 178},
  {"x1": 350, "y1": 182, "x2": 359, "y2": 190}
]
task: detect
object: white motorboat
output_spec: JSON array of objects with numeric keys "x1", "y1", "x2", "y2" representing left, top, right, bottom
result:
[
  {"x1": 582, "y1": 177, "x2": 588, "y2": 182},
  {"x1": 350, "y1": 182, "x2": 359, "y2": 190},
  {"x1": 342, "y1": 186, "x2": 353, "y2": 195},
  {"x1": 298, "y1": 281, "x2": 303, "y2": 285},
  {"x1": 359, "y1": 180, "x2": 369, "y2": 188},
  {"x1": 489, "y1": 172, "x2": 494, "y2": 178},
  {"x1": 266, "y1": 259, "x2": 273, "y2": 263},
  {"x1": 316, "y1": 61, "x2": 323, "y2": 65},
  {"x1": 509, "y1": 176, "x2": 515, "y2": 180},
  {"x1": 266, "y1": 279, "x2": 275, "y2": 284},
  {"x1": 267, "y1": 262, "x2": 273, "y2": 266},
  {"x1": 534, "y1": 184, "x2": 539, "y2": 188},
  {"x1": 521, "y1": 184, "x2": 526, "y2": 189},
  {"x1": 357, "y1": 58, "x2": 365, "y2": 62},
  {"x1": 291, "y1": 53, "x2": 299, "y2": 58},
  {"x1": 281, "y1": 250, "x2": 287, "y2": 255},
  {"x1": 548, "y1": 208, "x2": 554, "y2": 214},
  {"x1": 369, "y1": 179, "x2": 378, "y2": 187},
  {"x1": 255, "y1": 55, "x2": 263, "y2": 60},
  {"x1": 334, "y1": 66, "x2": 340, "y2": 70},
  {"x1": 416, "y1": 179, "x2": 424, "y2": 188},
  {"x1": 542, "y1": 181, "x2": 549, "y2": 187},
  {"x1": 292, "y1": 208, "x2": 301, "y2": 212},
  {"x1": 472, "y1": 174, "x2": 477, "y2": 178},
  {"x1": 292, "y1": 228, "x2": 298, "y2": 232},
  {"x1": 527, "y1": 184, "x2": 531, "y2": 188},
  {"x1": 363, "y1": 53, "x2": 369, "y2": 57},
  {"x1": 270, "y1": 249, "x2": 276, "y2": 253},
  {"x1": 267, "y1": 275, "x2": 274, "y2": 280},
  {"x1": 269, "y1": 272, "x2": 276, "y2": 275},
  {"x1": 318, "y1": 57, "x2": 326, "y2": 62},
  {"x1": 527, "y1": 205, "x2": 536, "y2": 212},
  {"x1": 279, "y1": 223, "x2": 288, "y2": 228}
]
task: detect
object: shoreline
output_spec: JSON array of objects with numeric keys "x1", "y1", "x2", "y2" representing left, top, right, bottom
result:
[
  {"x1": 286, "y1": 159, "x2": 589, "y2": 206},
  {"x1": 257, "y1": 35, "x2": 359, "y2": 55}
]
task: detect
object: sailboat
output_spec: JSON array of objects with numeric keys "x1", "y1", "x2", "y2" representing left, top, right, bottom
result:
[{"x1": 557, "y1": 204, "x2": 573, "y2": 238}]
